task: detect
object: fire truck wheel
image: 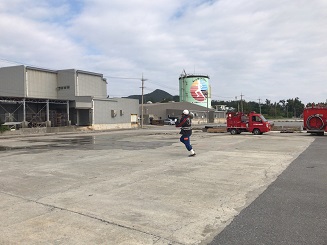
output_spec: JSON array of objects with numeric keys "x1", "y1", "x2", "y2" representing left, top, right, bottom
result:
[
  {"x1": 230, "y1": 129, "x2": 237, "y2": 135},
  {"x1": 253, "y1": 128, "x2": 261, "y2": 135}
]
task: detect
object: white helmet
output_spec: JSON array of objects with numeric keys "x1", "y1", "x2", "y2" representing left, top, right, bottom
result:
[{"x1": 182, "y1": 109, "x2": 189, "y2": 115}]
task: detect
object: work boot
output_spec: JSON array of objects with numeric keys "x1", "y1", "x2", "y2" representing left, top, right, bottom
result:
[{"x1": 189, "y1": 149, "x2": 196, "y2": 157}]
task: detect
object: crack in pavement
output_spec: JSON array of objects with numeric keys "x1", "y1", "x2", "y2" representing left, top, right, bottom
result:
[{"x1": 1, "y1": 190, "x2": 185, "y2": 245}]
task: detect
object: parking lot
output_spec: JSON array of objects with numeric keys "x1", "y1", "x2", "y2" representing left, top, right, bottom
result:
[{"x1": 0, "y1": 128, "x2": 315, "y2": 244}]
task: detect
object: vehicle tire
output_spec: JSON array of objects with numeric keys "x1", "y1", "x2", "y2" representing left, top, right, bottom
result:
[
  {"x1": 253, "y1": 128, "x2": 261, "y2": 135},
  {"x1": 230, "y1": 129, "x2": 237, "y2": 135}
]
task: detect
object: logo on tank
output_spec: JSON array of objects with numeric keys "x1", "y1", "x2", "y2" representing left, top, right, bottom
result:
[{"x1": 190, "y1": 78, "x2": 208, "y2": 102}]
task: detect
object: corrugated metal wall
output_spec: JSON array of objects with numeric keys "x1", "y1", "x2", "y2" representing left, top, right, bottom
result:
[
  {"x1": 77, "y1": 73, "x2": 107, "y2": 98},
  {"x1": 26, "y1": 69, "x2": 57, "y2": 99},
  {"x1": 0, "y1": 65, "x2": 25, "y2": 97}
]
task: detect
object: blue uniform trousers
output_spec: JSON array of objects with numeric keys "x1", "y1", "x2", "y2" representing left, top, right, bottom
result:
[{"x1": 180, "y1": 134, "x2": 192, "y2": 151}]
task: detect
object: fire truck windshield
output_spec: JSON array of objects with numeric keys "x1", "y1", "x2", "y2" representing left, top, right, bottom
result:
[{"x1": 260, "y1": 115, "x2": 268, "y2": 122}]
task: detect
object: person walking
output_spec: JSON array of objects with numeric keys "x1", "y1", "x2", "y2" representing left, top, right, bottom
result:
[{"x1": 176, "y1": 109, "x2": 196, "y2": 157}]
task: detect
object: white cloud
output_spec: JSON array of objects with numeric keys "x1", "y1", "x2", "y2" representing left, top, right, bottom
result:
[{"x1": 0, "y1": 0, "x2": 326, "y2": 103}]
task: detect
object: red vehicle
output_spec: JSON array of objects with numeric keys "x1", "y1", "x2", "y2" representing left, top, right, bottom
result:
[
  {"x1": 227, "y1": 111, "x2": 271, "y2": 135},
  {"x1": 303, "y1": 105, "x2": 327, "y2": 136}
]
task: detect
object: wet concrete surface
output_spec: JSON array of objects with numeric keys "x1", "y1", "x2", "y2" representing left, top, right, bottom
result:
[
  {"x1": 0, "y1": 127, "x2": 316, "y2": 244},
  {"x1": 0, "y1": 131, "x2": 177, "y2": 152}
]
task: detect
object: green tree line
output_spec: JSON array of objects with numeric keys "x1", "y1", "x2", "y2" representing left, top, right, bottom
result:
[{"x1": 211, "y1": 97, "x2": 316, "y2": 118}]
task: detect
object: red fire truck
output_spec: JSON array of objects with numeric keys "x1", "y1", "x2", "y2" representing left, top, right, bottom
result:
[
  {"x1": 303, "y1": 105, "x2": 327, "y2": 136},
  {"x1": 227, "y1": 111, "x2": 272, "y2": 135}
]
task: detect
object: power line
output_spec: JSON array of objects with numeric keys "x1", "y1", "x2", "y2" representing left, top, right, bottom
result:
[
  {"x1": 105, "y1": 75, "x2": 142, "y2": 80},
  {"x1": 0, "y1": 58, "x2": 26, "y2": 66},
  {"x1": 147, "y1": 79, "x2": 177, "y2": 92}
]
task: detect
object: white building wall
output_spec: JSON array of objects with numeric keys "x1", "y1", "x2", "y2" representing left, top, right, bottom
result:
[
  {"x1": 93, "y1": 98, "x2": 139, "y2": 129},
  {"x1": 26, "y1": 68, "x2": 57, "y2": 99},
  {"x1": 77, "y1": 72, "x2": 107, "y2": 98}
]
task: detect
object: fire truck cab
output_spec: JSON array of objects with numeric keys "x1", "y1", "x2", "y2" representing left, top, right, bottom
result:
[
  {"x1": 227, "y1": 111, "x2": 271, "y2": 135},
  {"x1": 303, "y1": 105, "x2": 327, "y2": 136}
]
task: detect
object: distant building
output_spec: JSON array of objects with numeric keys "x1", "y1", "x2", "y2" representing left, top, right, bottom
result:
[
  {"x1": 0, "y1": 65, "x2": 138, "y2": 130},
  {"x1": 141, "y1": 101, "x2": 226, "y2": 125}
]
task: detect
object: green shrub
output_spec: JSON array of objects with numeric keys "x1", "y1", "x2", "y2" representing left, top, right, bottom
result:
[{"x1": 0, "y1": 122, "x2": 10, "y2": 133}]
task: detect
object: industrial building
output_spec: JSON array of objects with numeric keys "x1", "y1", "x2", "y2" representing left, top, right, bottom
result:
[
  {"x1": 140, "y1": 72, "x2": 225, "y2": 125},
  {"x1": 0, "y1": 65, "x2": 139, "y2": 131},
  {"x1": 141, "y1": 101, "x2": 226, "y2": 125}
]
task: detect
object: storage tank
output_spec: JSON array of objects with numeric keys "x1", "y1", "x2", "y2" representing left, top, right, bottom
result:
[{"x1": 179, "y1": 73, "x2": 211, "y2": 108}]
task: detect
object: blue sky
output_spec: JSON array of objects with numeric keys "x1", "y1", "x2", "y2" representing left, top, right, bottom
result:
[{"x1": 0, "y1": 0, "x2": 326, "y2": 104}]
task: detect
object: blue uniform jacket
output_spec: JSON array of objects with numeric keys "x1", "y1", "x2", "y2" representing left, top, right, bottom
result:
[{"x1": 176, "y1": 115, "x2": 192, "y2": 135}]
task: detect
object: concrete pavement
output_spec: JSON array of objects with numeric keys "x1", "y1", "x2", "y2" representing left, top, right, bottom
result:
[
  {"x1": 0, "y1": 127, "x2": 314, "y2": 244},
  {"x1": 209, "y1": 136, "x2": 327, "y2": 245}
]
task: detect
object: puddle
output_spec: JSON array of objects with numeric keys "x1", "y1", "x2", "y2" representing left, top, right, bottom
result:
[{"x1": 0, "y1": 135, "x2": 176, "y2": 152}]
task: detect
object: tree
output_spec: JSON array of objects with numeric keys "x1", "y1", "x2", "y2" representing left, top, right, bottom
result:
[
  {"x1": 212, "y1": 97, "x2": 304, "y2": 118},
  {"x1": 286, "y1": 97, "x2": 304, "y2": 118}
]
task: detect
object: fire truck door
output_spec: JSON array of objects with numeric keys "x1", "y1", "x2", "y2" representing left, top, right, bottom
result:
[{"x1": 252, "y1": 116, "x2": 263, "y2": 126}]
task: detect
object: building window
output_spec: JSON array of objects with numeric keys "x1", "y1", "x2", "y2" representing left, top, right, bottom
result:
[{"x1": 111, "y1": 110, "x2": 117, "y2": 117}]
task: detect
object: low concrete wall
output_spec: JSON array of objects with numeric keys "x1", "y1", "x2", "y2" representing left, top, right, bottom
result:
[
  {"x1": 0, "y1": 127, "x2": 48, "y2": 136},
  {"x1": 0, "y1": 124, "x2": 140, "y2": 137},
  {"x1": 192, "y1": 118, "x2": 226, "y2": 124},
  {"x1": 46, "y1": 126, "x2": 78, "y2": 133},
  {"x1": 90, "y1": 123, "x2": 137, "y2": 131},
  {"x1": 1, "y1": 126, "x2": 78, "y2": 136}
]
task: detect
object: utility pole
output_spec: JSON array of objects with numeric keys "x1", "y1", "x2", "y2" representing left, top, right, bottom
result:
[
  {"x1": 258, "y1": 98, "x2": 262, "y2": 114},
  {"x1": 140, "y1": 74, "x2": 147, "y2": 129},
  {"x1": 207, "y1": 93, "x2": 209, "y2": 123},
  {"x1": 240, "y1": 93, "x2": 244, "y2": 112},
  {"x1": 204, "y1": 91, "x2": 209, "y2": 123},
  {"x1": 235, "y1": 96, "x2": 239, "y2": 111},
  {"x1": 105, "y1": 74, "x2": 147, "y2": 128}
]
